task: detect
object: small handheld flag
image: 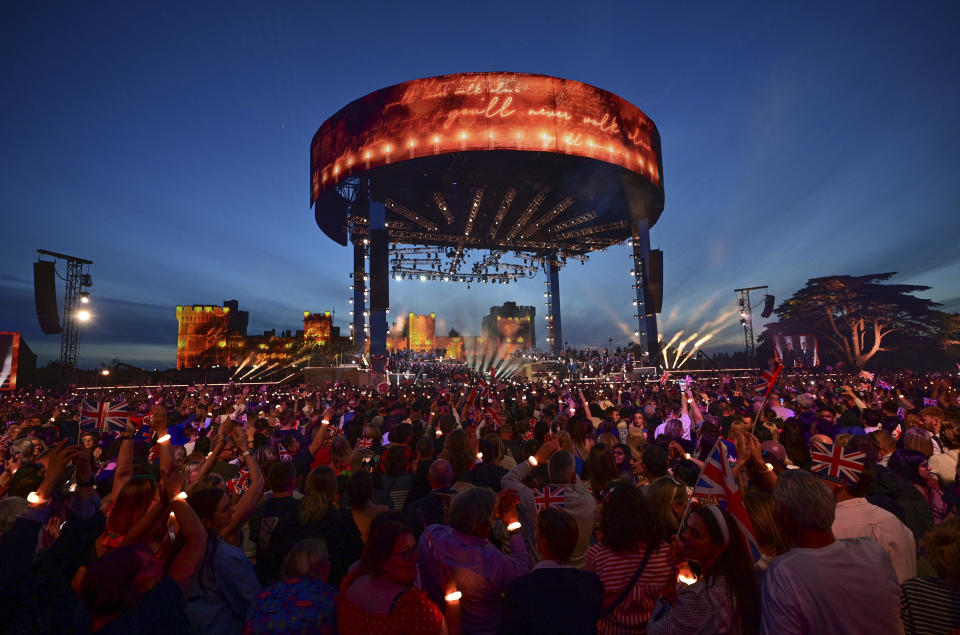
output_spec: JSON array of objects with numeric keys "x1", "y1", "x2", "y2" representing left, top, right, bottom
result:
[{"x1": 80, "y1": 400, "x2": 129, "y2": 433}]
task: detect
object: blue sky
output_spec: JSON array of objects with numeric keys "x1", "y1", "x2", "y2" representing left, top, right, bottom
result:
[{"x1": 2, "y1": 1, "x2": 958, "y2": 369}]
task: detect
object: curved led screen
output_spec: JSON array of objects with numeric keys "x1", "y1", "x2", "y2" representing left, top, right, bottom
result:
[{"x1": 310, "y1": 72, "x2": 662, "y2": 205}]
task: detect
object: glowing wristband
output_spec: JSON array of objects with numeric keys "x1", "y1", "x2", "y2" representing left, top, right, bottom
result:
[
  {"x1": 321, "y1": 419, "x2": 330, "y2": 425},
  {"x1": 444, "y1": 591, "x2": 462, "y2": 603},
  {"x1": 678, "y1": 572, "x2": 698, "y2": 585},
  {"x1": 27, "y1": 491, "x2": 44, "y2": 505},
  {"x1": 157, "y1": 434, "x2": 171, "y2": 444},
  {"x1": 528, "y1": 456, "x2": 538, "y2": 466},
  {"x1": 476, "y1": 452, "x2": 483, "y2": 460},
  {"x1": 506, "y1": 521, "x2": 522, "y2": 532},
  {"x1": 174, "y1": 491, "x2": 188, "y2": 501}
]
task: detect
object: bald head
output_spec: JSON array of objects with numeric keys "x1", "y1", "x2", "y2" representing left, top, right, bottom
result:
[{"x1": 428, "y1": 459, "x2": 454, "y2": 489}]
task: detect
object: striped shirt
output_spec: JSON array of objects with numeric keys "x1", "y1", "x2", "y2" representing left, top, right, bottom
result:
[
  {"x1": 900, "y1": 577, "x2": 960, "y2": 635},
  {"x1": 585, "y1": 542, "x2": 677, "y2": 634}
]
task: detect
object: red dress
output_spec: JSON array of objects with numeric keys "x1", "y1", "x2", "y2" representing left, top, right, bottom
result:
[{"x1": 335, "y1": 570, "x2": 445, "y2": 635}]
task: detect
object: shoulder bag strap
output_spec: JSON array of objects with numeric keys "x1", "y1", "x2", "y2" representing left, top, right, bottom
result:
[{"x1": 600, "y1": 545, "x2": 654, "y2": 619}]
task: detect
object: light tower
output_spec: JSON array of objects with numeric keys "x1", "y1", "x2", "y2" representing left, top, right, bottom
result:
[{"x1": 37, "y1": 249, "x2": 93, "y2": 385}]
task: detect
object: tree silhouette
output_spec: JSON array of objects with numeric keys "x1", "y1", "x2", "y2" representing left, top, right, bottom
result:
[{"x1": 763, "y1": 272, "x2": 940, "y2": 370}]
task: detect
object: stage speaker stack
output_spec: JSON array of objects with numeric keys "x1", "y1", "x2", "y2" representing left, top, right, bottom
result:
[
  {"x1": 647, "y1": 249, "x2": 663, "y2": 314},
  {"x1": 369, "y1": 228, "x2": 389, "y2": 311},
  {"x1": 33, "y1": 261, "x2": 62, "y2": 334}
]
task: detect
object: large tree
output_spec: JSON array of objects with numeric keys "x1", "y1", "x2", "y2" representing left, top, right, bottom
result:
[{"x1": 762, "y1": 272, "x2": 941, "y2": 370}]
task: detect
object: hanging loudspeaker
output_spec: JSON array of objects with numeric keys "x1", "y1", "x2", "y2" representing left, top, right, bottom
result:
[
  {"x1": 34, "y1": 261, "x2": 62, "y2": 334},
  {"x1": 760, "y1": 294, "x2": 776, "y2": 318}
]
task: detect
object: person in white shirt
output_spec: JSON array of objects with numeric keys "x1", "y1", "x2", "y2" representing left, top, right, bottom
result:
[
  {"x1": 769, "y1": 392, "x2": 796, "y2": 421},
  {"x1": 823, "y1": 436, "x2": 917, "y2": 583},
  {"x1": 927, "y1": 418, "x2": 958, "y2": 488},
  {"x1": 761, "y1": 470, "x2": 903, "y2": 635}
]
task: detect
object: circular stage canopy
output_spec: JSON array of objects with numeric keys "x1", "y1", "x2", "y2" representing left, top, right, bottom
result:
[{"x1": 311, "y1": 72, "x2": 664, "y2": 263}]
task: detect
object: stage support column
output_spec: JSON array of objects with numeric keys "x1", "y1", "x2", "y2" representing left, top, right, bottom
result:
[
  {"x1": 369, "y1": 199, "x2": 388, "y2": 357},
  {"x1": 631, "y1": 218, "x2": 659, "y2": 361},
  {"x1": 549, "y1": 260, "x2": 563, "y2": 355},
  {"x1": 352, "y1": 241, "x2": 366, "y2": 350}
]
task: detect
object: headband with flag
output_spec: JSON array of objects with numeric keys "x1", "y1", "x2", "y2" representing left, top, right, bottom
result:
[
  {"x1": 691, "y1": 440, "x2": 761, "y2": 562},
  {"x1": 810, "y1": 440, "x2": 866, "y2": 486}
]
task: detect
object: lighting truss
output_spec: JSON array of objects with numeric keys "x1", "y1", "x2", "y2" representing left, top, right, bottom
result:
[
  {"x1": 522, "y1": 196, "x2": 574, "y2": 237},
  {"x1": 554, "y1": 219, "x2": 628, "y2": 241},
  {"x1": 385, "y1": 198, "x2": 438, "y2": 231},
  {"x1": 505, "y1": 191, "x2": 547, "y2": 240},
  {"x1": 546, "y1": 211, "x2": 597, "y2": 233},
  {"x1": 488, "y1": 188, "x2": 516, "y2": 239},
  {"x1": 432, "y1": 192, "x2": 456, "y2": 225},
  {"x1": 462, "y1": 188, "x2": 483, "y2": 238}
]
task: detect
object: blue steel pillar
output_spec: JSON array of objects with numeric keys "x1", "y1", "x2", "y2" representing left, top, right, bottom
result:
[
  {"x1": 352, "y1": 241, "x2": 366, "y2": 350},
  {"x1": 368, "y1": 200, "x2": 388, "y2": 357},
  {"x1": 549, "y1": 261, "x2": 563, "y2": 354},
  {"x1": 631, "y1": 218, "x2": 659, "y2": 358}
]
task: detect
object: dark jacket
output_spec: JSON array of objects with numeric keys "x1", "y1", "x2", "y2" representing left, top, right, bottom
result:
[
  {"x1": 406, "y1": 487, "x2": 456, "y2": 539},
  {"x1": 250, "y1": 494, "x2": 302, "y2": 585},
  {"x1": 868, "y1": 465, "x2": 934, "y2": 539},
  {"x1": 500, "y1": 566, "x2": 603, "y2": 634}
]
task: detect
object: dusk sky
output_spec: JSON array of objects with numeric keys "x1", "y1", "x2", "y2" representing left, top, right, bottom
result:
[{"x1": 2, "y1": 2, "x2": 958, "y2": 370}]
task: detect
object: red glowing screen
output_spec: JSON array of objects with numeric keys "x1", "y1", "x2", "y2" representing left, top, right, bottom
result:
[
  {"x1": 311, "y1": 72, "x2": 662, "y2": 205},
  {"x1": 0, "y1": 332, "x2": 21, "y2": 392}
]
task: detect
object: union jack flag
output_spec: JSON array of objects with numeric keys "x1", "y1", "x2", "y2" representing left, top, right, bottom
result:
[
  {"x1": 522, "y1": 429, "x2": 535, "y2": 441},
  {"x1": 278, "y1": 446, "x2": 294, "y2": 463},
  {"x1": 532, "y1": 485, "x2": 565, "y2": 511},
  {"x1": 227, "y1": 466, "x2": 251, "y2": 496},
  {"x1": 659, "y1": 370, "x2": 670, "y2": 385},
  {"x1": 80, "y1": 400, "x2": 128, "y2": 433},
  {"x1": 477, "y1": 376, "x2": 493, "y2": 403},
  {"x1": 876, "y1": 379, "x2": 893, "y2": 391},
  {"x1": 891, "y1": 424, "x2": 903, "y2": 440},
  {"x1": 356, "y1": 437, "x2": 373, "y2": 450},
  {"x1": 693, "y1": 441, "x2": 760, "y2": 562},
  {"x1": 923, "y1": 398, "x2": 938, "y2": 407},
  {"x1": 753, "y1": 364, "x2": 783, "y2": 397},
  {"x1": 483, "y1": 406, "x2": 503, "y2": 430},
  {"x1": 810, "y1": 440, "x2": 865, "y2": 486}
]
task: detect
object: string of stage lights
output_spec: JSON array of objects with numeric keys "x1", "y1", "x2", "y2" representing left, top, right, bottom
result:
[{"x1": 385, "y1": 245, "x2": 591, "y2": 286}]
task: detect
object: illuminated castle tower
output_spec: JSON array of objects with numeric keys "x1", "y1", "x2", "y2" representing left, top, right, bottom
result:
[
  {"x1": 482, "y1": 302, "x2": 536, "y2": 353},
  {"x1": 405, "y1": 313, "x2": 436, "y2": 352},
  {"x1": 303, "y1": 311, "x2": 333, "y2": 346},
  {"x1": 176, "y1": 305, "x2": 231, "y2": 370}
]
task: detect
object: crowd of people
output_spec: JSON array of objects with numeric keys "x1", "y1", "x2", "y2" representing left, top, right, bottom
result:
[{"x1": 0, "y1": 364, "x2": 958, "y2": 634}]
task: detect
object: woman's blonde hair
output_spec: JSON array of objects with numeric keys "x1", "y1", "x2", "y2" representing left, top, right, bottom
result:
[
  {"x1": 902, "y1": 427, "x2": 934, "y2": 457},
  {"x1": 744, "y1": 489, "x2": 790, "y2": 557},
  {"x1": 625, "y1": 426, "x2": 645, "y2": 452}
]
